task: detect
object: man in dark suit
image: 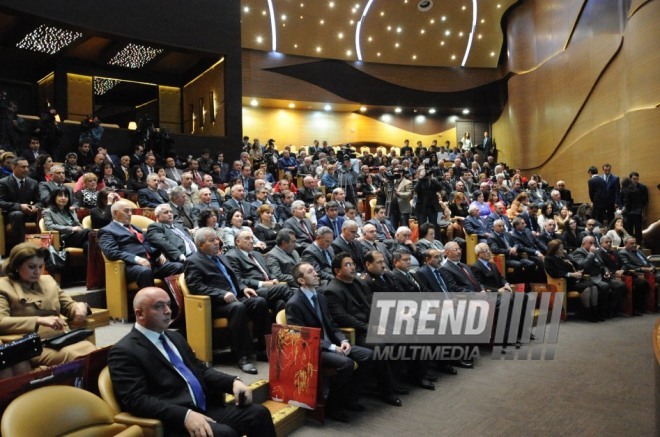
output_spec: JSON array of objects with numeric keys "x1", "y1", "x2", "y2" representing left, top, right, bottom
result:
[
  {"x1": 146, "y1": 204, "x2": 197, "y2": 263},
  {"x1": 510, "y1": 217, "x2": 546, "y2": 282},
  {"x1": 414, "y1": 249, "x2": 455, "y2": 295},
  {"x1": 331, "y1": 220, "x2": 365, "y2": 273},
  {"x1": 164, "y1": 156, "x2": 184, "y2": 184},
  {"x1": 324, "y1": 252, "x2": 402, "y2": 407},
  {"x1": 358, "y1": 223, "x2": 392, "y2": 270},
  {"x1": 367, "y1": 205, "x2": 396, "y2": 242},
  {"x1": 283, "y1": 200, "x2": 315, "y2": 251},
  {"x1": 138, "y1": 173, "x2": 170, "y2": 208},
  {"x1": 463, "y1": 205, "x2": 491, "y2": 243},
  {"x1": 550, "y1": 189, "x2": 568, "y2": 214},
  {"x1": 317, "y1": 201, "x2": 344, "y2": 239},
  {"x1": 361, "y1": 250, "x2": 397, "y2": 294},
  {"x1": 108, "y1": 287, "x2": 275, "y2": 437},
  {"x1": 588, "y1": 166, "x2": 608, "y2": 224},
  {"x1": 39, "y1": 164, "x2": 77, "y2": 207},
  {"x1": 619, "y1": 236, "x2": 660, "y2": 282},
  {"x1": 440, "y1": 241, "x2": 482, "y2": 293},
  {"x1": 225, "y1": 229, "x2": 293, "y2": 313},
  {"x1": 478, "y1": 131, "x2": 495, "y2": 157},
  {"x1": 169, "y1": 186, "x2": 197, "y2": 231},
  {"x1": 265, "y1": 228, "x2": 301, "y2": 288},
  {"x1": 184, "y1": 227, "x2": 268, "y2": 374},
  {"x1": 238, "y1": 164, "x2": 255, "y2": 193},
  {"x1": 537, "y1": 219, "x2": 558, "y2": 253},
  {"x1": 224, "y1": 185, "x2": 254, "y2": 224},
  {"x1": 286, "y1": 262, "x2": 373, "y2": 422},
  {"x1": 601, "y1": 163, "x2": 620, "y2": 225},
  {"x1": 485, "y1": 202, "x2": 511, "y2": 232},
  {"x1": 296, "y1": 175, "x2": 320, "y2": 206},
  {"x1": 0, "y1": 157, "x2": 42, "y2": 249},
  {"x1": 98, "y1": 200, "x2": 184, "y2": 289},
  {"x1": 20, "y1": 136, "x2": 44, "y2": 168},
  {"x1": 389, "y1": 250, "x2": 426, "y2": 294},
  {"x1": 301, "y1": 226, "x2": 335, "y2": 285},
  {"x1": 413, "y1": 170, "x2": 445, "y2": 226}
]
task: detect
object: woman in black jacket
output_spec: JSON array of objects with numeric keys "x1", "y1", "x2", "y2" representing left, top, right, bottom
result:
[{"x1": 544, "y1": 239, "x2": 600, "y2": 322}]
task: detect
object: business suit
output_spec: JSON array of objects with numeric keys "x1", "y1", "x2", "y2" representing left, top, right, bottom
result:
[
  {"x1": 597, "y1": 247, "x2": 649, "y2": 313},
  {"x1": 588, "y1": 175, "x2": 608, "y2": 223},
  {"x1": 318, "y1": 215, "x2": 344, "y2": 239},
  {"x1": 42, "y1": 207, "x2": 90, "y2": 250},
  {"x1": 170, "y1": 202, "x2": 196, "y2": 230},
  {"x1": 485, "y1": 212, "x2": 512, "y2": 232},
  {"x1": 138, "y1": 187, "x2": 170, "y2": 208},
  {"x1": 359, "y1": 238, "x2": 392, "y2": 270},
  {"x1": 296, "y1": 186, "x2": 319, "y2": 206},
  {"x1": 98, "y1": 221, "x2": 183, "y2": 288},
  {"x1": 367, "y1": 218, "x2": 396, "y2": 242},
  {"x1": 265, "y1": 245, "x2": 300, "y2": 288},
  {"x1": 38, "y1": 181, "x2": 76, "y2": 207},
  {"x1": 331, "y1": 236, "x2": 365, "y2": 273},
  {"x1": 389, "y1": 268, "x2": 426, "y2": 293},
  {"x1": 602, "y1": 173, "x2": 620, "y2": 223},
  {"x1": 440, "y1": 260, "x2": 482, "y2": 293},
  {"x1": 225, "y1": 248, "x2": 292, "y2": 313},
  {"x1": 463, "y1": 214, "x2": 490, "y2": 241},
  {"x1": 224, "y1": 198, "x2": 254, "y2": 221},
  {"x1": 285, "y1": 290, "x2": 372, "y2": 412},
  {"x1": 164, "y1": 166, "x2": 184, "y2": 183},
  {"x1": 108, "y1": 328, "x2": 274, "y2": 437},
  {"x1": 0, "y1": 175, "x2": 40, "y2": 248},
  {"x1": 283, "y1": 216, "x2": 315, "y2": 250},
  {"x1": 414, "y1": 265, "x2": 454, "y2": 294},
  {"x1": 324, "y1": 278, "x2": 373, "y2": 345},
  {"x1": 0, "y1": 275, "x2": 96, "y2": 367},
  {"x1": 146, "y1": 222, "x2": 195, "y2": 262},
  {"x1": 510, "y1": 228, "x2": 545, "y2": 276},
  {"x1": 619, "y1": 248, "x2": 660, "y2": 285},
  {"x1": 301, "y1": 243, "x2": 335, "y2": 283},
  {"x1": 415, "y1": 238, "x2": 445, "y2": 257},
  {"x1": 361, "y1": 271, "x2": 397, "y2": 294},
  {"x1": 571, "y1": 247, "x2": 626, "y2": 316},
  {"x1": 183, "y1": 251, "x2": 269, "y2": 358}
]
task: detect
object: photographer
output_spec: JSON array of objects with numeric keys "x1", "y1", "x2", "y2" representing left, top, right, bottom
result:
[
  {"x1": 413, "y1": 167, "x2": 445, "y2": 227},
  {"x1": 337, "y1": 156, "x2": 358, "y2": 204},
  {"x1": 0, "y1": 97, "x2": 26, "y2": 154},
  {"x1": 79, "y1": 114, "x2": 104, "y2": 146}
]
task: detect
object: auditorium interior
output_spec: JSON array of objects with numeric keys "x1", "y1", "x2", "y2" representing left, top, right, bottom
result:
[{"x1": 0, "y1": 0, "x2": 658, "y2": 435}]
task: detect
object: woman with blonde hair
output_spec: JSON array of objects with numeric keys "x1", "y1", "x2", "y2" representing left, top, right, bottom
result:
[{"x1": 507, "y1": 192, "x2": 529, "y2": 220}]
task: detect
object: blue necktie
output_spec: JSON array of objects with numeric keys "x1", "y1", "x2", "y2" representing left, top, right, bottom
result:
[
  {"x1": 323, "y1": 250, "x2": 332, "y2": 265},
  {"x1": 213, "y1": 257, "x2": 238, "y2": 295},
  {"x1": 159, "y1": 334, "x2": 206, "y2": 411}
]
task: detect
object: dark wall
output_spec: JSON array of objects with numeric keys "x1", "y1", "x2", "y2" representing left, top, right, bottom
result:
[{"x1": 0, "y1": 0, "x2": 244, "y2": 159}]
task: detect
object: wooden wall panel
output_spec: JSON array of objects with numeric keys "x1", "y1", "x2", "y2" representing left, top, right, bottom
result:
[
  {"x1": 66, "y1": 73, "x2": 92, "y2": 122},
  {"x1": 183, "y1": 62, "x2": 225, "y2": 136},
  {"x1": 159, "y1": 86, "x2": 181, "y2": 134},
  {"x1": 242, "y1": 107, "x2": 456, "y2": 148}
]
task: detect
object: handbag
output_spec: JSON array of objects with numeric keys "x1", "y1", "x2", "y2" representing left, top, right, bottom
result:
[
  {"x1": 46, "y1": 233, "x2": 68, "y2": 273},
  {"x1": 43, "y1": 328, "x2": 93, "y2": 350},
  {"x1": 0, "y1": 333, "x2": 43, "y2": 370}
]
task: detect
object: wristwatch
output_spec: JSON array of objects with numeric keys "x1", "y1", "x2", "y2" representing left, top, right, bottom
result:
[{"x1": 233, "y1": 376, "x2": 242, "y2": 383}]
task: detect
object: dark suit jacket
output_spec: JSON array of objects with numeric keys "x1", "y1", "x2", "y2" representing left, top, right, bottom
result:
[
  {"x1": 618, "y1": 249, "x2": 652, "y2": 271},
  {"x1": 283, "y1": 217, "x2": 315, "y2": 249},
  {"x1": 286, "y1": 289, "x2": 346, "y2": 351},
  {"x1": 414, "y1": 265, "x2": 454, "y2": 294},
  {"x1": 108, "y1": 328, "x2": 234, "y2": 429},
  {"x1": 603, "y1": 174, "x2": 621, "y2": 205},
  {"x1": 596, "y1": 247, "x2": 623, "y2": 272},
  {"x1": 367, "y1": 218, "x2": 396, "y2": 242},
  {"x1": 146, "y1": 222, "x2": 191, "y2": 262},
  {"x1": 511, "y1": 229, "x2": 543, "y2": 257},
  {"x1": 544, "y1": 255, "x2": 577, "y2": 279},
  {"x1": 359, "y1": 239, "x2": 392, "y2": 269},
  {"x1": 224, "y1": 198, "x2": 254, "y2": 220},
  {"x1": 362, "y1": 271, "x2": 397, "y2": 294},
  {"x1": 485, "y1": 212, "x2": 511, "y2": 232},
  {"x1": 441, "y1": 261, "x2": 482, "y2": 292},
  {"x1": 38, "y1": 181, "x2": 77, "y2": 207},
  {"x1": 569, "y1": 247, "x2": 606, "y2": 277},
  {"x1": 98, "y1": 221, "x2": 158, "y2": 263},
  {"x1": 588, "y1": 175, "x2": 608, "y2": 204},
  {"x1": 331, "y1": 236, "x2": 365, "y2": 272},
  {"x1": 225, "y1": 248, "x2": 274, "y2": 289},
  {"x1": 317, "y1": 215, "x2": 344, "y2": 238},
  {"x1": 324, "y1": 278, "x2": 373, "y2": 345},
  {"x1": 265, "y1": 246, "x2": 300, "y2": 287},
  {"x1": 296, "y1": 187, "x2": 319, "y2": 205},
  {"x1": 0, "y1": 175, "x2": 40, "y2": 212},
  {"x1": 301, "y1": 243, "x2": 335, "y2": 282},
  {"x1": 138, "y1": 188, "x2": 170, "y2": 208},
  {"x1": 470, "y1": 260, "x2": 507, "y2": 292},
  {"x1": 170, "y1": 202, "x2": 195, "y2": 230},
  {"x1": 389, "y1": 269, "x2": 426, "y2": 293},
  {"x1": 183, "y1": 251, "x2": 247, "y2": 301}
]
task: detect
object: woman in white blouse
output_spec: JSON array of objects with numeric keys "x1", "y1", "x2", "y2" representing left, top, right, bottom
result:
[{"x1": 220, "y1": 209, "x2": 266, "y2": 253}]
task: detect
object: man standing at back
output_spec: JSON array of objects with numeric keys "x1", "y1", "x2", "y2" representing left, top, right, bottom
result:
[
  {"x1": 601, "y1": 163, "x2": 620, "y2": 225},
  {"x1": 587, "y1": 166, "x2": 608, "y2": 224}
]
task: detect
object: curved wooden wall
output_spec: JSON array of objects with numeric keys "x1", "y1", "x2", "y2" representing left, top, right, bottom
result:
[{"x1": 494, "y1": 0, "x2": 659, "y2": 222}]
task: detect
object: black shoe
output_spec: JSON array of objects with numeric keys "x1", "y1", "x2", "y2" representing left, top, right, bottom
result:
[
  {"x1": 238, "y1": 357, "x2": 258, "y2": 374},
  {"x1": 392, "y1": 386, "x2": 410, "y2": 395},
  {"x1": 424, "y1": 373, "x2": 439, "y2": 382},
  {"x1": 345, "y1": 402, "x2": 366, "y2": 412},
  {"x1": 439, "y1": 364, "x2": 458, "y2": 375},
  {"x1": 381, "y1": 394, "x2": 402, "y2": 407},
  {"x1": 326, "y1": 409, "x2": 350, "y2": 423},
  {"x1": 417, "y1": 378, "x2": 435, "y2": 390},
  {"x1": 529, "y1": 333, "x2": 536, "y2": 341},
  {"x1": 455, "y1": 360, "x2": 473, "y2": 369}
]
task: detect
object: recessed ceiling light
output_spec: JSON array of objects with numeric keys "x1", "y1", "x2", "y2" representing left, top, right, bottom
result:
[
  {"x1": 93, "y1": 78, "x2": 120, "y2": 95},
  {"x1": 380, "y1": 11, "x2": 385, "y2": 16},
  {"x1": 377, "y1": 52, "x2": 381, "y2": 56},
  {"x1": 395, "y1": 42, "x2": 400, "y2": 48},
  {"x1": 459, "y1": 31, "x2": 464, "y2": 37},
  {"x1": 320, "y1": 19, "x2": 325, "y2": 24},
  {"x1": 395, "y1": 107, "x2": 402, "y2": 113},
  {"x1": 430, "y1": 19, "x2": 435, "y2": 24},
  {"x1": 316, "y1": 46, "x2": 322, "y2": 52},
  {"x1": 462, "y1": 5, "x2": 466, "y2": 10},
  {"x1": 262, "y1": 10, "x2": 267, "y2": 15},
  {"x1": 16, "y1": 25, "x2": 83, "y2": 55},
  {"x1": 440, "y1": 41, "x2": 445, "y2": 46},
  {"x1": 301, "y1": 2, "x2": 304, "y2": 7},
  {"x1": 420, "y1": 29, "x2": 425, "y2": 34},
  {"x1": 349, "y1": 20, "x2": 355, "y2": 25},
  {"x1": 288, "y1": 103, "x2": 296, "y2": 108},
  {"x1": 412, "y1": 54, "x2": 417, "y2": 60},
  {"x1": 108, "y1": 44, "x2": 163, "y2": 69},
  {"x1": 256, "y1": 36, "x2": 263, "y2": 43},
  {"x1": 441, "y1": 15, "x2": 447, "y2": 21},
  {"x1": 329, "y1": 1, "x2": 335, "y2": 7},
  {"x1": 445, "y1": 30, "x2": 451, "y2": 36},
  {"x1": 282, "y1": 23, "x2": 286, "y2": 27},
  {"x1": 490, "y1": 51, "x2": 495, "y2": 57},
  {"x1": 346, "y1": 49, "x2": 353, "y2": 56},
  {"x1": 428, "y1": 108, "x2": 436, "y2": 114},
  {"x1": 351, "y1": 8, "x2": 357, "y2": 13},
  {"x1": 387, "y1": 26, "x2": 392, "y2": 31},
  {"x1": 396, "y1": 27, "x2": 402, "y2": 33},
  {"x1": 481, "y1": 19, "x2": 485, "y2": 23},
  {"x1": 251, "y1": 99, "x2": 258, "y2": 106},
  {"x1": 294, "y1": 44, "x2": 298, "y2": 48},
  {"x1": 462, "y1": 109, "x2": 470, "y2": 114},
  {"x1": 368, "y1": 36, "x2": 373, "y2": 42},
  {"x1": 478, "y1": 34, "x2": 482, "y2": 39},
  {"x1": 338, "y1": 32, "x2": 344, "y2": 39},
  {"x1": 360, "y1": 106, "x2": 367, "y2": 112},
  {"x1": 497, "y1": 4, "x2": 501, "y2": 8},
  {"x1": 355, "y1": 3, "x2": 360, "y2": 7},
  {"x1": 324, "y1": 104, "x2": 332, "y2": 111},
  {"x1": 243, "y1": 6, "x2": 250, "y2": 13},
  {"x1": 451, "y1": 54, "x2": 456, "y2": 60}
]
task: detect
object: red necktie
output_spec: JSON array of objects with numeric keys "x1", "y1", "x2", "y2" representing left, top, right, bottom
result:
[
  {"x1": 459, "y1": 263, "x2": 480, "y2": 289},
  {"x1": 300, "y1": 220, "x2": 313, "y2": 240},
  {"x1": 382, "y1": 222, "x2": 392, "y2": 239},
  {"x1": 126, "y1": 225, "x2": 144, "y2": 243}
]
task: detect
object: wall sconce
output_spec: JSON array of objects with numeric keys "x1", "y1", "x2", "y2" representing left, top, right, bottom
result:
[
  {"x1": 128, "y1": 121, "x2": 137, "y2": 130},
  {"x1": 198, "y1": 97, "x2": 204, "y2": 129},
  {"x1": 54, "y1": 114, "x2": 61, "y2": 123},
  {"x1": 209, "y1": 91, "x2": 215, "y2": 123},
  {"x1": 190, "y1": 103, "x2": 195, "y2": 133}
]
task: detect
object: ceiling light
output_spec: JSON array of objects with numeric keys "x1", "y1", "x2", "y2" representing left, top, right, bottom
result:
[
  {"x1": 387, "y1": 26, "x2": 392, "y2": 31},
  {"x1": 338, "y1": 32, "x2": 344, "y2": 39},
  {"x1": 300, "y1": 15, "x2": 304, "y2": 19},
  {"x1": 396, "y1": 27, "x2": 402, "y2": 33},
  {"x1": 301, "y1": 2, "x2": 304, "y2": 6},
  {"x1": 316, "y1": 46, "x2": 322, "y2": 52},
  {"x1": 412, "y1": 54, "x2": 417, "y2": 60},
  {"x1": 262, "y1": 10, "x2": 267, "y2": 15},
  {"x1": 251, "y1": 99, "x2": 258, "y2": 106},
  {"x1": 395, "y1": 107, "x2": 402, "y2": 113},
  {"x1": 462, "y1": 109, "x2": 470, "y2": 114},
  {"x1": 428, "y1": 108, "x2": 436, "y2": 114},
  {"x1": 462, "y1": 5, "x2": 466, "y2": 10},
  {"x1": 349, "y1": 20, "x2": 355, "y2": 25},
  {"x1": 93, "y1": 78, "x2": 119, "y2": 95},
  {"x1": 459, "y1": 31, "x2": 464, "y2": 37},
  {"x1": 320, "y1": 19, "x2": 325, "y2": 24},
  {"x1": 481, "y1": 19, "x2": 485, "y2": 23},
  {"x1": 16, "y1": 25, "x2": 83, "y2": 55},
  {"x1": 430, "y1": 19, "x2": 435, "y2": 24},
  {"x1": 497, "y1": 3, "x2": 501, "y2": 8},
  {"x1": 294, "y1": 44, "x2": 298, "y2": 48},
  {"x1": 352, "y1": 8, "x2": 357, "y2": 13},
  {"x1": 490, "y1": 51, "x2": 495, "y2": 57},
  {"x1": 360, "y1": 106, "x2": 367, "y2": 112},
  {"x1": 377, "y1": 52, "x2": 381, "y2": 56},
  {"x1": 395, "y1": 42, "x2": 400, "y2": 48},
  {"x1": 324, "y1": 104, "x2": 332, "y2": 111},
  {"x1": 256, "y1": 36, "x2": 263, "y2": 43},
  {"x1": 108, "y1": 44, "x2": 163, "y2": 69},
  {"x1": 445, "y1": 30, "x2": 451, "y2": 36},
  {"x1": 355, "y1": 3, "x2": 360, "y2": 7},
  {"x1": 441, "y1": 15, "x2": 447, "y2": 21},
  {"x1": 243, "y1": 6, "x2": 250, "y2": 13},
  {"x1": 346, "y1": 49, "x2": 353, "y2": 56},
  {"x1": 420, "y1": 29, "x2": 425, "y2": 34},
  {"x1": 368, "y1": 36, "x2": 373, "y2": 41},
  {"x1": 380, "y1": 11, "x2": 385, "y2": 16},
  {"x1": 281, "y1": 14, "x2": 287, "y2": 20},
  {"x1": 282, "y1": 23, "x2": 286, "y2": 27},
  {"x1": 329, "y1": 1, "x2": 335, "y2": 7},
  {"x1": 478, "y1": 34, "x2": 482, "y2": 39},
  {"x1": 440, "y1": 41, "x2": 445, "y2": 46},
  {"x1": 451, "y1": 54, "x2": 456, "y2": 60},
  {"x1": 288, "y1": 103, "x2": 296, "y2": 108}
]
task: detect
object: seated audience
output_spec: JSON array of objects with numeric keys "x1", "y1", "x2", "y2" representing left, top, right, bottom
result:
[
  {"x1": 146, "y1": 203, "x2": 198, "y2": 263},
  {"x1": 91, "y1": 188, "x2": 120, "y2": 229},
  {"x1": 253, "y1": 204, "x2": 280, "y2": 250},
  {"x1": 220, "y1": 209, "x2": 266, "y2": 253},
  {"x1": 605, "y1": 217, "x2": 631, "y2": 248},
  {"x1": 265, "y1": 228, "x2": 301, "y2": 288},
  {"x1": 42, "y1": 187, "x2": 90, "y2": 252},
  {"x1": 301, "y1": 226, "x2": 336, "y2": 285},
  {"x1": 138, "y1": 173, "x2": 170, "y2": 208},
  {"x1": 74, "y1": 172, "x2": 99, "y2": 208},
  {"x1": 0, "y1": 157, "x2": 40, "y2": 249}
]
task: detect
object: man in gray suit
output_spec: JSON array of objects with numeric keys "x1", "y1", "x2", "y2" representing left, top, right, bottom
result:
[
  {"x1": 146, "y1": 203, "x2": 198, "y2": 263},
  {"x1": 225, "y1": 230, "x2": 293, "y2": 313},
  {"x1": 265, "y1": 228, "x2": 301, "y2": 288},
  {"x1": 39, "y1": 164, "x2": 77, "y2": 207},
  {"x1": 301, "y1": 226, "x2": 335, "y2": 285}
]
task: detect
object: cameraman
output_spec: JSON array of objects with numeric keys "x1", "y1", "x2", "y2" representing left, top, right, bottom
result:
[
  {"x1": 413, "y1": 167, "x2": 445, "y2": 227},
  {"x1": 79, "y1": 114, "x2": 104, "y2": 146}
]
